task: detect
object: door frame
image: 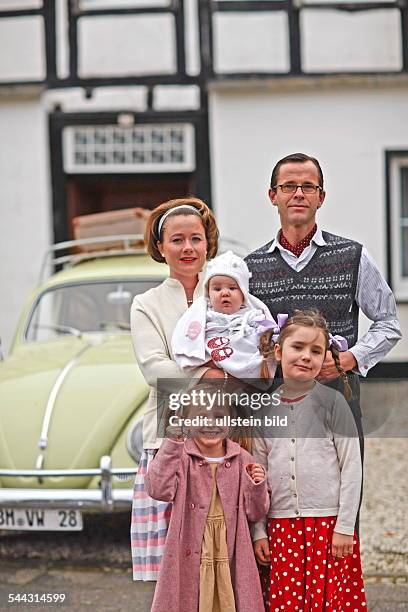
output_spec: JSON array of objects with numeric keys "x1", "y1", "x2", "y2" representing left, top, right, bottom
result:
[{"x1": 48, "y1": 107, "x2": 212, "y2": 243}]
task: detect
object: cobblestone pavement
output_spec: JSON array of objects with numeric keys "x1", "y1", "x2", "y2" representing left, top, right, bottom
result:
[
  {"x1": 360, "y1": 438, "x2": 408, "y2": 578},
  {"x1": 0, "y1": 382, "x2": 407, "y2": 610},
  {"x1": 359, "y1": 381, "x2": 408, "y2": 582},
  {"x1": 0, "y1": 565, "x2": 406, "y2": 611}
]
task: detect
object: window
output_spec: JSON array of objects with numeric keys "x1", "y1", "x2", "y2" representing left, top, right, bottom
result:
[
  {"x1": 388, "y1": 153, "x2": 408, "y2": 300},
  {"x1": 63, "y1": 123, "x2": 195, "y2": 173},
  {"x1": 25, "y1": 280, "x2": 162, "y2": 342}
]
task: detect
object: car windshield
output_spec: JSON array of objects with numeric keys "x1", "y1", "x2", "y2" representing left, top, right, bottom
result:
[{"x1": 25, "y1": 280, "x2": 161, "y2": 342}]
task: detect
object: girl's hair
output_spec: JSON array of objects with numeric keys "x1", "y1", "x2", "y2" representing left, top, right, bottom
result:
[
  {"x1": 259, "y1": 330, "x2": 275, "y2": 380},
  {"x1": 145, "y1": 197, "x2": 219, "y2": 263},
  {"x1": 265, "y1": 309, "x2": 352, "y2": 401},
  {"x1": 163, "y1": 381, "x2": 252, "y2": 452},
  {"x1": 229, "y1": 403, "x2": 252, "y2": 453}
]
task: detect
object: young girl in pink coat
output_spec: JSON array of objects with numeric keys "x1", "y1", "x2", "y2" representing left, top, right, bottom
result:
[{"x1": 145, "y1": 395, "x2": 269, "y2": 612}]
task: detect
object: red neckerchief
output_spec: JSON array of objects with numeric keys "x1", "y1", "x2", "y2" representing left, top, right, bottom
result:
[{"x1": 279, "y1": 224, "x2": 317, "y2": 258}]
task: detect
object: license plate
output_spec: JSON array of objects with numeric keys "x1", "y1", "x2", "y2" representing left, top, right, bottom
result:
[{"x1": 0, "y1": 508, "x2": 83, "y2": 531}]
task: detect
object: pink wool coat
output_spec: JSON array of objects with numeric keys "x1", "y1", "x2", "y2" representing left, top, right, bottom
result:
[{"x1": 145, "y1": 437, "x2": 269, "y2": 612}]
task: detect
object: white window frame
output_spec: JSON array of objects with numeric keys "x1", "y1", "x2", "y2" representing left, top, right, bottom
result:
[
  {"x1": 63, "y1": 123, "x2": 195, "y2": 174},
  {"x1": 389, "y1": 154, "x2": 408, "y2": 300}
]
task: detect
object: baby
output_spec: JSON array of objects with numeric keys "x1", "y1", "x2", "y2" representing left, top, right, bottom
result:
[{"x1": 172, "y1": 250, "x2": 278, "y2": 384}]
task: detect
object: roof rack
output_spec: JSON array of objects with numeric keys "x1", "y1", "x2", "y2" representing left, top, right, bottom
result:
[
  {"x1": 39, "y1": 235, "x2": 249, "y2": 283},
  {"x1": 39, "y1": 234, "x2": 145, "y2": 283}
]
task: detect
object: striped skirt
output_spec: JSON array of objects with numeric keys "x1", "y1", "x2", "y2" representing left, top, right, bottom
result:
[{"x1": 130, "y1": 449, "x2": 172, "y2": 581}]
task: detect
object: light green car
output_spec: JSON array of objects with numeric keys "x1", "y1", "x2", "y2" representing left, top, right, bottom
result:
[{"x1": 0, "y1": 239, "x2": 166, "y2": 531}]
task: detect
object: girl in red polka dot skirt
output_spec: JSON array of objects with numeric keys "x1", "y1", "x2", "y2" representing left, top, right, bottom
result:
[{"x1": 252, "y1": 310, "x2": 367, "y2": 611}]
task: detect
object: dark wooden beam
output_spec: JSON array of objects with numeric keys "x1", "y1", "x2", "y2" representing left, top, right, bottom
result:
[
  {"x1": 215, "y1": 1, "x2": 287, "y2": 11},
  {"x1": 43, "y1": 0, "x2": 57, "y2": 80},
  {"x1": 175, "y1": 0, "x2": 186, "y2": 76},
  {"x1": 76, "y1": 7, "x2": 174, "y2": 18},
  {"x1": 303, "y1": 1, "x2": 399, "y2": 10},
  {"x1": 0, "y1": 9, "x2": 42, "y2": 18},
  {"x1": 68, "y1": 1, "x2": 79, "y2": 79}
]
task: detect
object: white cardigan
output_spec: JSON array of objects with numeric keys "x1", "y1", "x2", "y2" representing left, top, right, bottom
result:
[
  {"x1": 130, "y1": 276, "x2": 208, "y2": 449},
  {"x1": 252, "y1": 382, "x2": 362, "y2": 539}
]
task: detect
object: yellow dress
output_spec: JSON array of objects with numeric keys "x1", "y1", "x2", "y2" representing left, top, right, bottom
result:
[{"x1": 199, "y1": 461, "x2": 236, "y2": 612}]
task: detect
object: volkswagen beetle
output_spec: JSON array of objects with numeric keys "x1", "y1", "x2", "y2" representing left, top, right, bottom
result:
[{"x1": 0, "y1": 236, "x2": 166, "y2": 531}]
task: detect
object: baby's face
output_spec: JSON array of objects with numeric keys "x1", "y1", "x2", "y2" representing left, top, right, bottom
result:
[{"x1": 208, "y1": 275, "x2": 244, "y2": 314}]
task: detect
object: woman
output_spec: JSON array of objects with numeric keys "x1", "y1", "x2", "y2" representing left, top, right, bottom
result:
[{"x1": 130, "y1": 197, "x2": 221, "y2": 581}]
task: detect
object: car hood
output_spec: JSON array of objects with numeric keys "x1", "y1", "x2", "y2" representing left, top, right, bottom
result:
[{"x1": 0, "y1": 335, "x2": 147, "y2": 487}]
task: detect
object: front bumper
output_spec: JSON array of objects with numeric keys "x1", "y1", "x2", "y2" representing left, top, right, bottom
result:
[{"x1": 0, "y1": 456, "x2": 137, "y2": 512}]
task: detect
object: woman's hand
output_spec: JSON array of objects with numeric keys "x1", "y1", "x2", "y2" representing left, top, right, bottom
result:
[
  {"x1": 246, "y1": 463, "x2": 266, "y2": 484},
  {"x1": 200, "y1": 367, "x2": 226, "y2": 380},
  {"x1": 331, "y1": 531, "x2": 354, "y2": 558},
  {"x1": 254, "y1": 538, "x2": 270, "y2": 566},
  {"x1": 199, "y1": 369, "x2": 248, "y2": 396}
]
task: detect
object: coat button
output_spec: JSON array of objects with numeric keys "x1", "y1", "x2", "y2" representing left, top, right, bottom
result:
[
  {"x1": 198, "y1": 460, "x2": 204, "y2": 466},
  {"x1": 291, "y1": 475, "x2": 295, "y2": 480},
  {"x1": 186, "y1": 549, "x2": 191, "y2": 556},
  {"x1": 191, "y1": 503, "x2": 195, "y2": 509},
  {"x1": 225, "y1": 461, "x2": 231, "y2": 468}
]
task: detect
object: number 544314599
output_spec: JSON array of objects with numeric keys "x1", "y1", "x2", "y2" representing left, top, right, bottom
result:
[{"x1": 8, "y1": 593, "x2": 66, "y2": 603}]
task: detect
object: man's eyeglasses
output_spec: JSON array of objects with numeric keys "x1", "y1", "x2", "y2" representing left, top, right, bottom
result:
[{"x1": 274, "y1": 183, "x2": 322, "y2": 195}]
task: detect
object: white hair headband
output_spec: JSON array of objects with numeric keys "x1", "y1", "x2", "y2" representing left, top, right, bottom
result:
[{"x1": 157, "y1": 204, "x2": 202, "y2": 237}]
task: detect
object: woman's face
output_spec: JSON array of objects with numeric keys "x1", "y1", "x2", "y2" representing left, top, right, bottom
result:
[{"x1": 157, "y1": 214, "x2": 207, "y2": 281}]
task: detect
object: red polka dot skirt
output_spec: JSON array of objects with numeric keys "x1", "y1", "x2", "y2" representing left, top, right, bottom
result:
[{"x1": 266, "y1": 516, "x2": 367, "y2": 611}]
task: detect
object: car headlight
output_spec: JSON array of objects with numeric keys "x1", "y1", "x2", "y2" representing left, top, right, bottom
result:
[{"x1": 126, "y1": 416, "x2": 144, "y2": 464}]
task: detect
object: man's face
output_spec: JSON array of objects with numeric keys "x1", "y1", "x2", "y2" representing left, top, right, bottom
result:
[{"x1": 268, "y1": 161, "x2": 326, "y2": 230}]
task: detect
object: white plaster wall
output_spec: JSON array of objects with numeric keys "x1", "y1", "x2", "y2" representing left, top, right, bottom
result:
[
  {"x1": 69, "y1": 3, "x2": 400, "y2": 79},
  {"x1": 214, "y1": 12, "x2": 289, "y2": 73},
  {"x1": 209, "y1": 84, "x2": 408, "y2": 362},
  {"x1": 302, "y1": 9, "x2": 401, "y2": 72},
  {"x1": 0, "y1": 99, "x2": 51, "y2": 356},
  {"x1": 78, "y1": 14, "x2": 176, "y2": 77},
  {"x1": 0, "y1": 16, "x2": 45, "y2": 81}
]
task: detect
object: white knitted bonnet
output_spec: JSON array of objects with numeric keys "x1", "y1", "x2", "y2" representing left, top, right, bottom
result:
[{"x1": 204, "y1": 250, "x2": 252, "y2": 304}]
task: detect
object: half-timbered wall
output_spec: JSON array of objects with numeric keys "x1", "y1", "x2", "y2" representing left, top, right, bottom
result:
[{"x1": 0, "y1": 0, "x2": 407, "y2": 365}]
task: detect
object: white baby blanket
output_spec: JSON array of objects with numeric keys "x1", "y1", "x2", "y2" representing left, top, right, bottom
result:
[{"x1": 171, "y1": 296, "x2": 277, "y2": 383}]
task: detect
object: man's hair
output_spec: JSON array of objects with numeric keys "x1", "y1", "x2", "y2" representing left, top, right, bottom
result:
[{"x1": 270, "y1": 153, "x2": 324, "y2": 190}]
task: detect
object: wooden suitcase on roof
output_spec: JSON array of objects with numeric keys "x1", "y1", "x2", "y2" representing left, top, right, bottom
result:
[{"x1": 72, "y1": 207, "x2": 151, "y2": 252}]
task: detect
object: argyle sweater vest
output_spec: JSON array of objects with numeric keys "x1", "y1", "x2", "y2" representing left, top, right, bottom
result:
[{"x1": 245, "y1": 232, "x2": 362, "y2": 348}]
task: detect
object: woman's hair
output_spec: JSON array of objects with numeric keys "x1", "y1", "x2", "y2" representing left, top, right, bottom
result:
[
  {"x1": 264, "y1": 309, "x2": 352, "y2": 400},
  {"x1": 144, "y1": 197, "x2": 219, "y2": 263}
]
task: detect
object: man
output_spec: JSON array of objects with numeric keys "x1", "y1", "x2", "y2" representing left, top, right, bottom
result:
[
  {"x1": 246, "y1": 152, "x2": 401, "y2": 437},
  {"x1": 246, "y1": 152, "x2": 401, "y2": 585},
  {"x1": 246, "y1": 152, "x2": 401, "y2": 381}
]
